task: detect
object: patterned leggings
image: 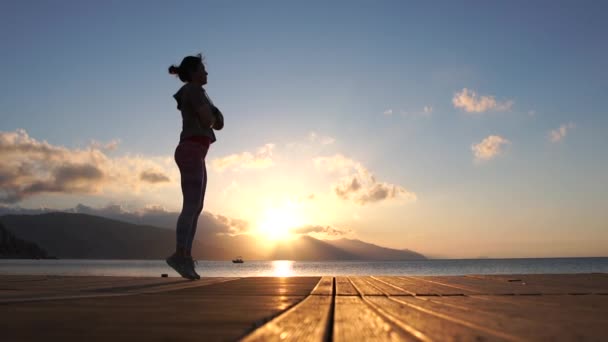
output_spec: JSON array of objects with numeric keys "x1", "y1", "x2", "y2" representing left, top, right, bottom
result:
[{"x1": 174, "y1": 140, "x2": 209, "y2": 252}]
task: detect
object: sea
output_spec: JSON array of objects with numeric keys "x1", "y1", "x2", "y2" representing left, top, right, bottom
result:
[{"x1": 1, "y1": 257, "x2": 607, "y2": 278}]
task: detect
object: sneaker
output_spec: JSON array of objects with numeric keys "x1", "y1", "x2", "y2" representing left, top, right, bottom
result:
[
  {"x1": 185, "y1": 257, "x2": 201, "y2": 280},
  {"x1": 165, "y1": 254, "x2": 197, "y2": 280}
]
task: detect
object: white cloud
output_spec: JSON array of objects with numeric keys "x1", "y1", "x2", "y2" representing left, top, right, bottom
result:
[
  {"x1": 549, "y1": 123, "x2": 575, "y2": 143},
  {"x1": 89, "y1": 139, "x2": 121, "y2": 151},
  {"x1": 222, "y1": 180, "x2": 240, "y2": 197},
  {"x1": 211, "y1": 144, "x2": 275, "y2": 172},
  {"x1": 308, "y1": 131, "x2": 335, "y2": 145},
  {"x1": 0, "y1": 129, "x2": 173, "y2": 204},
  {"x1": 290, "y1": 224, "x2": 351, "y2": 236},
  {"x1": 314, "y1": 154, "x2": 416, "y2": 205},
  {"x1": 471, "y1": 135, "x2": 510, "y2": 161},
  {"x1": 399, "y1": 106, "x2": 433, "y2": 118},
  {"x1": 453, "y1": 88, "x2": 513, "y2": 113},
  {"x1": 383, "y1": 109, "x2": 393, "y2": 116},
  {"x1": 139, "y1": 169, "x2": 170, "y2": 183}
]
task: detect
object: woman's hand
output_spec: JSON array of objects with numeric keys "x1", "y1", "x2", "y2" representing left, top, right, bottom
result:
[{"x1": 212, "y1": 106, "x2": 224, "y2": 130}]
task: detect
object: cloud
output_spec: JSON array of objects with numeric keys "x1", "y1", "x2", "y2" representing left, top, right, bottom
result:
[
  {"x1": 140, "y1": 170, "x2": 170, "y2": 183},
  {"x1": 294, "y1": 193, "x2": 315, "y2": 203},
  {"x1": 471, "y1": 135, "x2": 510, "y2": 161},
  {"x1": 74, "y1": 203, "x2": 249, "y2": 235},
  {"x1": 399, "y1": 106, "x2": 433, "y2": 118},
  {"x1": 314, "y1": 154, "x2": 416, "y2": 205},
  {"x1": 0, "y1": 129, "x2": 175, "y2": 204},
  {"x1": 453, "y1": 88, "x2": 513, "y2": 113},
  {"x1": 334, "y1": 176, "x2": 362, "y2": 198},
  {"x1": 308, "y1": 131, "x2": 335, "y2": 145},
  {"x1": 89, "y1": 139, "x2": 121, "y2": 151},
  {"x1": 383, "y1": 109, "x2": 393, "y2": 116},
  {"x1": 80, "y1": 203, "x2": 251, "y2": 235},
  {"x1": 221, "y1": 180, "x2": 240, "y2": 197},
  {"x1": 211, "y1": 144, "x2": 275, "y2": 172},
  {"x1": 290, "y1": 224, "x2": 350, "y2": 236},
  {"x1": 210, "y1": 213, "x2": 250, "y2": 235},
  {"x1": 548, "y1": 123, "x2": 575, "y2": 143}
]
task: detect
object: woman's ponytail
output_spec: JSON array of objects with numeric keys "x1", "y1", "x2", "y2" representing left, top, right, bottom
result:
[{"x1": 168, "y1": 65, "x2": 180, "y2": 75}]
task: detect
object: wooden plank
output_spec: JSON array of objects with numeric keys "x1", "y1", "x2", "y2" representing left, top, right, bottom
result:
[
  {"x1": 422, "y1": 275, "x2": 545, "y2": 295},
  {"x1": 472, "y1": 274, "x2": 608, "y2": 294},
  {"x1": 164, "y1": 276, "x2": 320, "y2": 297},
  {"x1": 335, "y1": 276, "x2": 357, "y2": 296},
  {"x1": 385, "y1": 276, "x2": 474, "y2": 296},
  {"x1": 363, "y1": 277, "x2": 521, "y2": 341},
  {"x1": 389, "y1": 295, "x2": 605, "y2": 341},
  {"x1": 366, "y1": 276, "x2": 415, "y2": 296},
  {"x1": 3, "y1": 274, "x2": 608, "y2": 341},
  {"x1": 0, "y1": 276, "x2": 170, "y2": 300},
  {"x1": 348, "y1": 276, "x2": 385, "y2": 296},
  {"x1": 0, "y1": 275, "x2": 181, "y2": 297},
  {"x1": 333, "y1": 296, "x2": 413, "y2": 341},
  {"x1": 0, "y1": 278, "x2": 238, "y2": 304},
  {"x1": 432, "y1": 295, "x2": 608, "y2": 325},
  {"x1": 310, "y1": 276, "x2": 333, "y2": 295},
  {"x1": 468, "y1": 294, "x2": 608, "y2": 314},
  {"x1": 242, "y1": 295, "x2": 332, "y2": 341},
  {"x1": 1, "y1": 294, "x2": 307, "y2": 342},
  {"x1": 365, "y1": 296, "x2": 517, "y2": 341},
  {"x1": 0, "y1": 277, "x2": 318, "y2": 342}
]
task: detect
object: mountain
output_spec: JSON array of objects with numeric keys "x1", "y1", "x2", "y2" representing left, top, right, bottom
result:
[
  {"x1": 0, "y1": 213, "x2": 426, "y2": 260},
  {"x1": 0, "y1": 213, "x2": 174, "y2": 259},
  {"x1": 271, "y1": 235, "x2": 359, "y2": 260},
  {"x1": 323, "y1": 238, "x2": 426, "y2": 260},
  {"x1": 0, "y1": 221, "x2": 51, "y2": 259}
]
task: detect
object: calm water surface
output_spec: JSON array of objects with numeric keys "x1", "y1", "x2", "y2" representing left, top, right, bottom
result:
[{"x1": 1, "y1": 258, "x2": 607, "y2": 277}]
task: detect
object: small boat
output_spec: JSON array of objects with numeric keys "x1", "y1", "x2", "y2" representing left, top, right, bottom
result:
[{"x1": 232, "y1": 256, "x2": 244, "y2": 263}]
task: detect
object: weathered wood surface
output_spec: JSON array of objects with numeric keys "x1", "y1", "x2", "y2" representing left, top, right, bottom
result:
[
  {"x1": 0, "y1": 275, "x2": 320, "y2": 342},
  {"x1": 1, "y1": 274, "x2": 607, "y2": 341}
]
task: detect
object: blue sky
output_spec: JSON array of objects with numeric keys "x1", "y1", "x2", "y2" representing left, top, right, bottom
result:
[{"x1": 1, "y1": 1, "x2": 607, "y2": 257}]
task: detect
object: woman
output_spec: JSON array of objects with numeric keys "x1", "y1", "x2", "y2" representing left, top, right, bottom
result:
[{"x1": 166, "y1": 53, "x2": 224, "y2": 280}]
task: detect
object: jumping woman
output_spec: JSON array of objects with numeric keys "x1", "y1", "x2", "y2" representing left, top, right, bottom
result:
[{"x1": 166, "y1": 53, "x2": 224, "y2": 280}]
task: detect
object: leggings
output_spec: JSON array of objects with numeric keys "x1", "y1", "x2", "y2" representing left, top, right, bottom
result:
[{"x1": 174, "y1": 140, "x2": 209, "y2": 252}]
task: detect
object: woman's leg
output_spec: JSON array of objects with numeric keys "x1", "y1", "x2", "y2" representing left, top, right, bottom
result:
[
  {"x1": 186, "y1": 161, "x2": 207, "y2": 256},
  {"x1": 174, "y1": 143, "x2": 205, "y2": 256}
]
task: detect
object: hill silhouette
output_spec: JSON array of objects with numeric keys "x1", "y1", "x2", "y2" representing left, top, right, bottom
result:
[
  {"x1": 0, "y1": 212, "x2": 426, "y2": 261},
  {"x1": 0, "y1": 221, "x2": 51, "y2": 259}
]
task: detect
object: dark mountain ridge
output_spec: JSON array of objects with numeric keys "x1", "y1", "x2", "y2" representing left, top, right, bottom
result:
[{"x1": 0, "y1": 213, "x2": 426, "y2": 261}]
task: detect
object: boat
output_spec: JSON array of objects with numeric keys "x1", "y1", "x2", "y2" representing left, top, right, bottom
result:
[{"x1": 232, "y1": 256, "x2": 244, "y2": 263}]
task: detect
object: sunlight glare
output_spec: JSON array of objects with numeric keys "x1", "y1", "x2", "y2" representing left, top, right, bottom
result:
[
  {"x1": 256, "y1": 204, "x2": 303, "y2": 241},
  {"x1": 271, "y1": 260, "x2": 294, "y2": 277}
]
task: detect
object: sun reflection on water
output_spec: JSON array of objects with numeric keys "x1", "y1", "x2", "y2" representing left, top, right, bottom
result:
[{"x1": 271, "y1": 260, "x2": 294, "y2": 277}]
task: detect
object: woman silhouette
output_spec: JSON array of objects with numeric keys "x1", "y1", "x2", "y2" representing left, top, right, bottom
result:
[{"x1": 166, "y1": 53, "x2": 224, "y2": 280}]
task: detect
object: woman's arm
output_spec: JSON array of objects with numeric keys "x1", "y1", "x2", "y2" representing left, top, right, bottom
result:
[
  {"x1": 194, "y1": 102, "x2": 216, "y2": 128},
  {"x1": 212, "y1": 106, "x2": 224, "y2": 130},
  {"x1": 186, "y1": 84, "x2": 215, "y2": 128}
]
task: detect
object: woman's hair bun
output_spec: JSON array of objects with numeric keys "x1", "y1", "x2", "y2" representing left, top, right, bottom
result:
[
  {"x1": 169, "y1": 54, "x2": 203, "y2": 82},
  {"x1": 168, "y1": 65, "x2": 180, "y2": 75}
]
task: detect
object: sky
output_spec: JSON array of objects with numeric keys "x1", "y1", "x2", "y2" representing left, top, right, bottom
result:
[{"x1": 1, "y1": 1, "x2": 607, "y2": 258}]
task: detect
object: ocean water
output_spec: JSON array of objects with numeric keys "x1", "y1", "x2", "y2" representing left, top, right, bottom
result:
[{"x1": 0, "y1": 258, "x2": 607, "y2": 278}]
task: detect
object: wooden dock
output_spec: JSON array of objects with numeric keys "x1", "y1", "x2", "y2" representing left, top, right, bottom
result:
[{"x1": 1, "y1": 274, "x2": 607, "y2": 341}]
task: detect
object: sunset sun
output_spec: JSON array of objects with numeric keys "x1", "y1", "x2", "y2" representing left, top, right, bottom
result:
[{"x1": 256, "y1": 206, "x2": 303, "y2": 241}]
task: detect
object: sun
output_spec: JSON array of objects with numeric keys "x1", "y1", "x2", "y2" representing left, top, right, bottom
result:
[{"x1": 256, "y1": 205, "x2": 302, "y2": 241}]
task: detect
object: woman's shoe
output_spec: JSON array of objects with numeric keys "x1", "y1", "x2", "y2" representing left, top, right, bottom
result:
[
  {"x1": 165, "y1": 254, "x2": 197, "y2": 280},
  {"x1": 186, "y1": 257, "x2": 201, "y2": 280}
]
